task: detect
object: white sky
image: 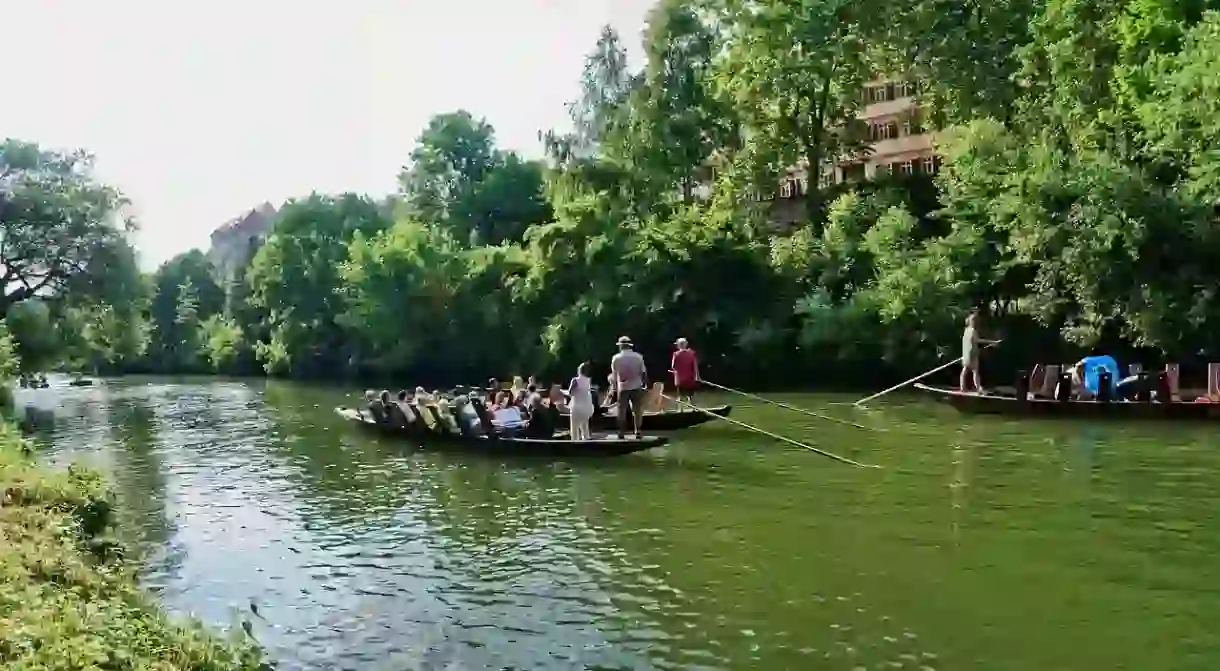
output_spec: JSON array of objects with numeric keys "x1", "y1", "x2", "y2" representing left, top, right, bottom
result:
[{"x1": 2, "y1": 0, "x2": 652, "y2": 269}]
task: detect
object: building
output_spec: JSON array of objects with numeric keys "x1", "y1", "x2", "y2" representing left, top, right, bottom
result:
[
  {"x1": 208, "y1": 202, "x2": 278, "y2": 300},
  {"x1": 699, "y1": 78, "x2": 940, "y2": 226}
]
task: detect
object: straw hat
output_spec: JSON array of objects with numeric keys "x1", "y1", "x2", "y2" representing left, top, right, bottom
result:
[
  {"x1": 616, "y1": 335, "x2": 633, "y2": 347},
  {"x1": 675, "y1": 337, "x2": 688, "y2": 347}
]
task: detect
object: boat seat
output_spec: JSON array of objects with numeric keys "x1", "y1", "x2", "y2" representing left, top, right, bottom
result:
[{"x1": 644, "y1": 382, "x2": 665, "y2": 412}]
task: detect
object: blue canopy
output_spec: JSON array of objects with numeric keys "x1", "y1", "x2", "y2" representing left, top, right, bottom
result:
[{"x1": 1081, "y1": 355, "x2": 1121, "y2": 394}]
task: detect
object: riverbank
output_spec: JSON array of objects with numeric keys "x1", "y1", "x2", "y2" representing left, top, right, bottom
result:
[{"x1": 0, "y1": 421, "x2": 267, "y2": 669}]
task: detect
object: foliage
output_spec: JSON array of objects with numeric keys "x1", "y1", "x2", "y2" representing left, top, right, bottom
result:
[
  {"x1": 21, "y1": 5, "x2": 1220, "y2": 386},
  {"x1": 0, "y1": 140, "x2": 135, "y2": 314},
  {"x1": 0, "y1": 423, "x2": 267, "y2": 669}
]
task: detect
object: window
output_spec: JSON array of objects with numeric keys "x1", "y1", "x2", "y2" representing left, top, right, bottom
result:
[
  {"x1": 899, "y1": 161, "x2": 914, "y2": 176},
  {"x1": 780, "y1": 180, "x2": 793, "y2": 198},
  {"x1": 902, "y1": 119, "x2": 912, "y2": 137},
  {"x1": 886, "y1": 121, "x2": 899, "y2": 139},
  {"x1": 875, "y1": 163, "x2": 891, "y2": 177},
  {"x1": 922, "y1": 156, "x2": 937, "y2": 174},
  {"x1": 820, "y1": 171, "x2": 836, "y2": 187},
  {"x1": 902, "y1": 80, "x2": 918, "y2": 97},
  {"x1": 885, "y1": 82, "x2": 896, "y2": 101}
]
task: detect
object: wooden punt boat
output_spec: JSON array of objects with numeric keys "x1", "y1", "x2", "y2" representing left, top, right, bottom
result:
[
  {"x1": 581, "y1": 405, "x2": 732, "y2": 431},
  {"x1": 334, "y1": 407, "x2": 668, "y2": 457},
  {"x1": 914, "y1": 383, "x2": 1220, "y2": 421}
]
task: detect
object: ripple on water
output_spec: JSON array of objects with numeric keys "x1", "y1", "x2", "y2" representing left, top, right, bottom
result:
[{"x1": 27, "y1": 380, "x2": 1220, "y2": 670}]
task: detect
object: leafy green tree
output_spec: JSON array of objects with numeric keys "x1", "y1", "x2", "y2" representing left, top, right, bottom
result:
[
  {"x1": 246, "y1": 193, "x2": 391, "y2": 376},
  {"x1": 398, "y1": 112, "x2": 551, "y2": 245},
  {"x1": 5, "y1": 300, "x2": 59, "y2": 374},
  {"x1": 0, "y1": 139, "x2": 135, "y2": 313},
  {"x1": 147, "y1": 250, "x2": 224, "y2": 371}
]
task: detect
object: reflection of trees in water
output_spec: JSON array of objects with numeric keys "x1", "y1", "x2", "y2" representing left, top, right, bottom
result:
[
  {"x1": 258, "y1": 380, "x2": 598, "y2": 548},
  {"x1": 104, "y1": 389, "x2": 180, "y2": 579}
]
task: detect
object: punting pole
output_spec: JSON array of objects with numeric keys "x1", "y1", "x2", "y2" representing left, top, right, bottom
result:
[
  {"x1": 661, "y1": 393, "x2": 880, "y2": 469},
  {"x1": 698, "y1": 378, "x2": 879, "y2": 431},
  {"x1": 853, "y1": 340, "x2": 1004, "y2": 407}
]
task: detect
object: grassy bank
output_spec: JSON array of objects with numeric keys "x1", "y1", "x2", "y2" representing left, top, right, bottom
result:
[{"x1": 0, "y1": 422, "x2": 268, "y2": 670}]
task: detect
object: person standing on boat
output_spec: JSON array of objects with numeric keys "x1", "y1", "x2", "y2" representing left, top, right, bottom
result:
[
  {"x1": 611, "y1": 336, "x2": 648, "y2": 439},
  {"x1": 959, "y1": 312, "x2": 998, "y2": 393},
  {"x1": 567, "y1": 362, "x2": 596, "y2": 441},
  {"x1": 671, "y1": 337, "x2": 701, "y2": 409}
]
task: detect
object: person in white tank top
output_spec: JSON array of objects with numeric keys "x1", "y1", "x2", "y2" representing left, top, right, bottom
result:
[{"x1": 567, "y1": 362, "x2": 595, "y2": 441}]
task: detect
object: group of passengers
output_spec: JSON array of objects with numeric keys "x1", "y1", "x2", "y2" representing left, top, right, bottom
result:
[
  {"x1": 360, "y1": 334, "x2": 680, "y2": 441},
  {"x1": 361, "y1": 367, "x2": 595, "y2": 440}
]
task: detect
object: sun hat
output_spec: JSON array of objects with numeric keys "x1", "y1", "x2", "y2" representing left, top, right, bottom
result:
[{"x1": 616, "y1": 335, "x2": 633, "y2": 346}]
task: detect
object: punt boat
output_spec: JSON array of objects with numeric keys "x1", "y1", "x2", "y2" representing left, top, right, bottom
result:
[
  {"x1": 335, "y1": 407, "x2": 668, "y2": 457},
  {"x1": 582, "y1": 405, "x2": 732, "y2": 431},
  {"x1": 914, "y1": 383, "x2": 1220, "y2": 421}
]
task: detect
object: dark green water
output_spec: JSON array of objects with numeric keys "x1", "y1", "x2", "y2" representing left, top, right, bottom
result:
[{"x1": 16, "y1": 377, "x2": 1220, "y2": 670}]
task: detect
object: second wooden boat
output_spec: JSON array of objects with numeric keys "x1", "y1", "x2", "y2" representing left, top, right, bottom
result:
[
  {"x1": 580, "y1": 405, "x2": 732, "y2": 431},
  {"x1": 914, "y1": 383, "x2": 1220, "y2": 421}
]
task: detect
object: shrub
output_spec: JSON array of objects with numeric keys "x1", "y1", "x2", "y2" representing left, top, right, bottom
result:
[{"x1": 0, "y1": 422, "x2": 269, "y2": 670}]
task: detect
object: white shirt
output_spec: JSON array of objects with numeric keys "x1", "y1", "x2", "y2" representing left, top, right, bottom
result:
[
  {"x1": 493, "y1": 407, "x2": 525, "y2": 426},
  {"x1": 611, "y1": 350, "x2": 647, "y2": 391},
  {"x1": 962, "y1": 326, "x2": 978, "y2": 359},
  {"x1": 569, "y1": 375, "x2": 594, "y2": 412}
]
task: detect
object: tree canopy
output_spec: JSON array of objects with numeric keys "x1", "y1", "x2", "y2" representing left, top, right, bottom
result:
[{"x1": 14, "y1": 2, "x2": 1220, "y2": 385}]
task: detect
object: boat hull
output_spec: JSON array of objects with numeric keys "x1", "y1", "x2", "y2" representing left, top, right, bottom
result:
[
  {"x1": 582, "y1": 405, "x2": 731, "y2": 431},
  {"x1": 335, "y1": 407, "x2": 667, "y2": 457},
  {"x1": 914, "y1": 383, "x2": 1220, "y2": 421}
]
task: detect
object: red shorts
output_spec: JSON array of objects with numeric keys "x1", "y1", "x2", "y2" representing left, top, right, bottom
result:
[{"x1": 675, "y1": 381, "x2": 698, "y2": 394}]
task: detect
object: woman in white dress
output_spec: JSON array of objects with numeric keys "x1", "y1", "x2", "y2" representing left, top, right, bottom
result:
[{"x1": 567, "y1": 362, "x2": 596, "y2": 441}]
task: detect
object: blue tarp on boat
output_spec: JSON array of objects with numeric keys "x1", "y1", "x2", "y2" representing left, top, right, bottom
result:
[{"x1": 1081, "y1": 355, "x2": 1121, "y2": 394}]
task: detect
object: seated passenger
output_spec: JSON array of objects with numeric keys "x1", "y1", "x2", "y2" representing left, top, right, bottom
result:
[
  {"x1": 365, "y1": 389, "x2": 388, "y2": 423},
  {"x1": 388, "y1": 390, "x2": 415, "y2": 428},
  {"x1": 548, "y1": 384, "x2": 567, "y2": 411},
  {"x1": 453, "y1": 396, "x2": 484, "y2": 436},
  {"x1": 492, "y1": 405, "x2": 526, "y2": 427},
  {"x1": 525, "y1": 401, "x2": 558, "y2": 438}
]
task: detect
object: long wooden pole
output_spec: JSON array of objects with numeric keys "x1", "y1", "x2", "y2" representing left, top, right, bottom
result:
[
  {"x1": 853, "y1": 340, "x2": 1003, "y2": 407},
  {"x1": 697, "y1": 378, "x2": 879, "y2": 431},
  {"x1": 661, "y1": 393, "x2": 880, "y2": 469}
]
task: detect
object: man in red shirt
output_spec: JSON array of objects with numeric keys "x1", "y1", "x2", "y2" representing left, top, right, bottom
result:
[{"x1": 671, "y1": 337, "x2": 701, "y2": 408}]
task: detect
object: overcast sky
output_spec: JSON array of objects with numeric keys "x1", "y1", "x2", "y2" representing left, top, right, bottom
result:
[{"x1": 2, "y1": 0, "x2": 652, "y2": 269}]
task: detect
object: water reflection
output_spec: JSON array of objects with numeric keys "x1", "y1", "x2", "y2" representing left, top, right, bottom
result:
[{"x1": 20, "y1": 380, "x2": 1220, "y2": 670}]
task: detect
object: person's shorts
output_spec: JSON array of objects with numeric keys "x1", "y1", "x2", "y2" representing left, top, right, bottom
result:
[{"x1": 676, "y1": 381, "x2": 698, "y2": 395}]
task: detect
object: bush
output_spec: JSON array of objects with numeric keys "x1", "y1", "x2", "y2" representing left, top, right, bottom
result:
[{"x1": 0, "y1": 422, "x2": 269, "y2": 670}]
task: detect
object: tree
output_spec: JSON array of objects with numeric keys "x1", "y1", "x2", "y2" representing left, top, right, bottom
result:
[
  {"x1": 0, "y1": 139, "x2": 135, "y2": 313},
  {"x1": 710, "y1": 0, "x2": 883, "y2": 221},
  {"x1": 246, "y1": 193, "x2": 391, "y2": 376},
  {"x1": 398, "y1": 112, "x2": 551, "y2": 245},
  {"x1": 148, "y1": 250, "x2": 224, "y2": 371}
]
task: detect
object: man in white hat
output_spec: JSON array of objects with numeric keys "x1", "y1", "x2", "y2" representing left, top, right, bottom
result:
[
  {"x1": 671, "y1": 337, "x2": 700, "y2": 408},
  {"x1": 610, "y1": 335, "x2": 648, "y2": 439}
]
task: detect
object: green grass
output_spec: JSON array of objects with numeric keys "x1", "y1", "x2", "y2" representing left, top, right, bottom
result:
[{"x1": 0, "y1": 422, "x2": 269, "y2": 670}]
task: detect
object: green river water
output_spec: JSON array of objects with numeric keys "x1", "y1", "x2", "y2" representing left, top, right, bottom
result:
[{"x1": 15, "y1": 377, "x2": 1220, "y2": 670}]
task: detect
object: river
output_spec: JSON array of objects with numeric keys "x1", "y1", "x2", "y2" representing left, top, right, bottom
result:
[{"x1": 14, "y1": 377, "x2": 1220, "y2": 670}]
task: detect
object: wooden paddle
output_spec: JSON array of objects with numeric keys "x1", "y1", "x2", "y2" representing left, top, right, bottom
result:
[
  {"x1": 854, "y1": 339, "x2": 1004, "y2": 407},
  {"x1": 697, "y1": 378, "x2": 879, "y2": 431},
  {"x1": 661, "y1": 393, "x2": 880, "y2": 468}
]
